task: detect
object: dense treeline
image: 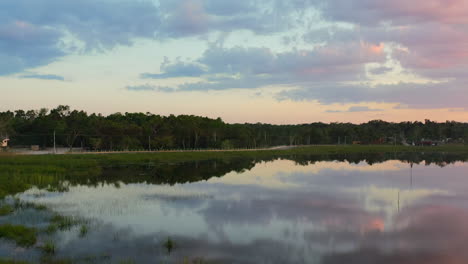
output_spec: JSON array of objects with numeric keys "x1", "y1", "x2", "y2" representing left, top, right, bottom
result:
[{"x1": 0, "y1": 105, "x2": 467, "y2": 150}]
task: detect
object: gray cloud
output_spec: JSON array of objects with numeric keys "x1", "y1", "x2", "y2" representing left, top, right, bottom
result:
[
  {"x1": 0, "y1": 0, "x2": 161, "y2": 50},
  {"x1": 19, "y1": 74, "x2": 65, "y2": 81},
  {"x1": 126, "y1": 84, "x2": 175, "y2": 93},
  {"x1": 277, "y1": 80, "x2": 468, "y2": 109},
  {"x1": 349, "y1": 106, "x2": 383, "y2": 112},
  {"x1": 0, "y1": 0, "x2": 299, "y2": 76},
  {"x1": 326, "y1": 106, "x2": 384, "y2": 113},
  {"x1": 0, "y1": 0, "x2": 161, "y2": 75},
  {"x1": 369, "y1": 66, "x2": 393, "y2": 75},
  {"x1": 0, "y1": 21, "x2": 65, "y2": 75},
  {"x1": 140, "y1": 43, "x2": 385, "y2": 90},
  {"x1": 141, "y1": 61, "x2": 206, "y2": 79},
  {"x1": 157, "y1": 0, "x2": 291, "y2": 38}
]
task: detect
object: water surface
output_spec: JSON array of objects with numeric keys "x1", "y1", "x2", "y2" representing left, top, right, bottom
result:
[{"x1": 3, "y1": 155, "x2": 468, "y2": 263}]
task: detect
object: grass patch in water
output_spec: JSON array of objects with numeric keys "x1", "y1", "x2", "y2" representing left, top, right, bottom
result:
[
  {"x1": 0, "y1": 205, "x2": 14, "y2": 216},
  {"x1": 41, "y1": 240, "x2": 56, "y2": 255},
  {"x1": 50, "y1": 214, "x2": 78, "y2": 231},
  {"x1": 79, "y1": 225, "x2": 88, "y2": 237},
  {"x1": 38, "y1": 257, "x2": 72, "y2": 264},
  {"x1": 163, "y1": 237, "x2": 175, "y2": 254},
  {"x1": 118, "y1": 260, "x2": 136, "y2": 264},
  {"x1": 0, "y1": 224, "x2": 36, "y2": 247},
  {"x1": 0, "y1": 259, "x2": 29, "y2": 264},
  {"x1": 14, "y1": 200, "x2": 48, "y2": 211},
  {"x1": 46, "y1": 214, "x2": 85, "y2": 234}
]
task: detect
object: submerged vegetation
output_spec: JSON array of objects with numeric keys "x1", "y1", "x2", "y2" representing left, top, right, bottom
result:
[
  {"x1": 0, "y1": 260, "x2": 29, "y2": 264},
  {"x1": 164, "y1": 237, "x2": 175, "y2": 254},
  {"x1": 0, "y1": 205, "x2": 13, "y2": 216},
  {"x1": 41, "y1": 240, "x2": 56, "y2": 255},
  {"x1": 0, "y1": 224, "x2": 36, "y2": 247},
  {"x1": 49, "y1": 214, "x2": 80, "y2": 231}
]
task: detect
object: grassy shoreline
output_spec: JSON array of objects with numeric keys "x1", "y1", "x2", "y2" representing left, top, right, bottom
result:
[{"x1": 1, "y1": 145, "x2": 468, "y2": 164}]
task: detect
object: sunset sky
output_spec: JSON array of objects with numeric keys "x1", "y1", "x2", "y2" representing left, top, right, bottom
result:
[{"x1": 1, "y1": 0, "x2": 467, "y2": 124}]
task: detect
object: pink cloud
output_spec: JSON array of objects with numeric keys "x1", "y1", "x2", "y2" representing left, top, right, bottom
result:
[
  {"x1": 321, "y1": 0, "x2": 468, "y2": 25},
  {"x1": 164, "y1": 0, "x2": 211, "y2": 35},
  {"x1": 363, "y1": 42, "x2": 385, "y2": 55},
  {"x1": 389, "y1": 24, "x2": 468, "y2": 77},
  {"x1": 318, "y1": 0, "x2": 468, "y2": 79},
  {"x1": 385, "y1": 0, "x2": 468, "y2": 24}
]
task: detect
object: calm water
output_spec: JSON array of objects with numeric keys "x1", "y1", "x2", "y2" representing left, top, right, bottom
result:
[{"x1": 3, "y1": 156, "x2": 468, "y2": 263}]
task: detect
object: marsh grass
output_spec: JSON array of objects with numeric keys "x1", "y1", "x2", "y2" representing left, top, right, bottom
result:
[
  {"x1": 49, "y1": 214, "x2": 81, "y2": 231},
  {"x1": 14, "y1": 200, "x2": 47, "y2": 211},
  {"x1": 41, "y1": 240, "x2": 56, "y2": 255},
  {"x1": 0, "y1": 205, "x2": 13, "y2": 216},
  {"x1": 0, "y1": 224, "x2": 36, "y2": 247},
  {"x1": 180, "y1": 258, "x2": 213, "y2": 264},
  {"x1": 38, "y1": 257, "x2": 72, "y2": 264},
  {"x1": 163, "y1": 237, "x2": 175, "y2": 254},
  {"x1": 0, "y1": 259, "x2": 29, "y2": 264},
  {"x1": 79, "y1": 225, "x2": 88, "y2": 237},
  {"x1": 118, "y1": 260, "x2": 136, "y2": 264}
]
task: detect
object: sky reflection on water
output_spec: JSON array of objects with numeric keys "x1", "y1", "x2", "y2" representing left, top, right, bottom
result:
[{"x1": 16, "y1": 159, "x2": 468, "y2": 263}]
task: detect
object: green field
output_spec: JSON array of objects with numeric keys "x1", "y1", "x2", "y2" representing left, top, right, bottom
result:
[{"x1": 2, "y1": 145, "x2": 468, "y2": 164}]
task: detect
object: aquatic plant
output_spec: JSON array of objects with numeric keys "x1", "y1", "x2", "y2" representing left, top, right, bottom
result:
[
  {"x1": 0, "y1": 205, "x2": 13, "y2": 216},
  {"x1": 163, "y1": 237, "x2": 174, "y2": 254},
  {"x1": 0, "y1": 259, "x2": 29, "y2": 264},
  {"x1": 181, "y1": 258, "x2": 210, "y2": 264},
  {"x1": 44, "y1": 224, "x2": 58, "y2": 235},
  {"x1": 38, "y1": 257, "x2": 72, "y2": 264},
  {"x1": 79, "y1": 225, "x2": 88, "y2": 237},
  {"x1": 41, "y1": 240, "x2": 56, "y2": 255},
  {"x1": 13, "y1": 200, "x2": 47, "y2": 211},
  {"x1": 49, "y1": 214, "x2": 80, "y2": 231},
  {"x1": 118, "y1": 260, "x2": 136, "y2": 264},
  {"x1": 0, "y1": 224, "x2": 36, "y2": 247}
]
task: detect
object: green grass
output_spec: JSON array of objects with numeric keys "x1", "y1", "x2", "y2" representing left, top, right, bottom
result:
[
  {"x1": 0, "y1": 224, "x2": 37, "y2": 247},
  {"x1": 41, "y1": 240, "x2": 56, "y2": 255},
  {"x1": 79, "y1": 225, "x2": 88, "y2": 237},
  {"x1": 49, "y1": 214, "x2": 81, "y2": 231},
  {"x1": 118, "y1": 260, "x2": 136, "y2": 264},
  {"x1": 163, "y1": 237, "x2": 175, "y2": 253},
  {"x1": 14, "y1": 200, "x2": 47, "y2": 211},
  {"x1": 0, "y1": 259, "x2": 29, "y2": 264},
  {"x1": 2, "y1": 145, "x2": 468, "y2": 165},
  {"x1": 0, "y1": 205, "x2": 14, "y2": 216}
]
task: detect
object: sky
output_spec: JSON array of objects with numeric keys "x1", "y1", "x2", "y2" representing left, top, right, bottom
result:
[{"x1": 0, "y1": 0, "x2": 467, "y2": 124}]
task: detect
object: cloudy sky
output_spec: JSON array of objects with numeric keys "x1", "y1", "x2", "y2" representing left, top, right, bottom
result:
[{"x1": 1, "y1": 0, "x2": 467, "y2": 124}]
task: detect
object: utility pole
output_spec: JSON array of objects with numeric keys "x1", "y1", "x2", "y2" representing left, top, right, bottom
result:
[
  {"x1": 148, "y1": 136, "x2": 151, "y2": 151},
  {"x1": 338, "y1": 136, "x2": 341, "y2": 145},
  {"x1": 344, "y1": 136, "x2": 347, "y2": 145},
  {"x1": 53, "y1": 130, "x2": 56, "y2": 154}
]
